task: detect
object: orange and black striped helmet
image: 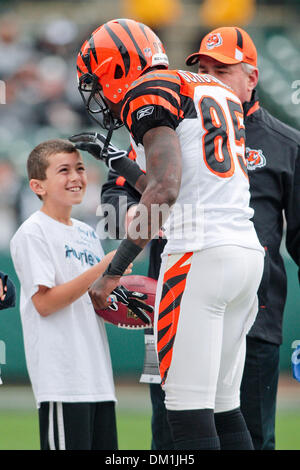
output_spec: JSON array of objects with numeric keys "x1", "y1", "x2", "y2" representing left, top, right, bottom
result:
[{"x1": 77, "y1": 18, "x2": 169, "y2": 130}]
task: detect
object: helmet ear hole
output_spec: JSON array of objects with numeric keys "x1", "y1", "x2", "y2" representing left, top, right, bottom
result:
[{"x1": 114, "y1": 64, "x2": 124, "y2": 79}]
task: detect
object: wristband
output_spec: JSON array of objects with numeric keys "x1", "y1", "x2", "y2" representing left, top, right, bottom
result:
[
  {"x1": 104, "y1": 239, "x2": 143, "y2": 276},
  {"x1": 112, "y1": 158, "x2": 145, "y2": 188}
]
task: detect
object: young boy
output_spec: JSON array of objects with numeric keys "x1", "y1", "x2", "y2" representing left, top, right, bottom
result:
[{"x1": 10, "y1": 139, "x2": 128, "y2": 450}]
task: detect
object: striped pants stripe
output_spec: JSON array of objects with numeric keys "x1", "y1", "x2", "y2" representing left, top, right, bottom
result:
[{"x1": 38, "y1": 401, "x2": 118, "y2": 450}]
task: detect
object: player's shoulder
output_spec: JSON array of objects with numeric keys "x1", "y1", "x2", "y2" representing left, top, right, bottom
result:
[
  {"x1": 129, "y1": 69, "x2": 182, "y2": 92},
  {"x1": 121, "y1": 69, "x2": 181, "y2": 118},
  {"x1": 121, "y1": 69, "x2": 185, "y2": 138}
]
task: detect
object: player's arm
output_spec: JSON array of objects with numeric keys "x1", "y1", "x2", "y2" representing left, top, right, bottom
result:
[
  {"x1": 127, "y1": 126, "x2": 181, "y2": 246},
  {"x1": 69, "y1": 134, "x2": 147, "y2": 194},
  {"x1": 32, "y1": 250, "x2": 132, "y2": 317},
  {"x1": 101, "y1": 168, "x2": 141, "y2": 239},
  {"x1": 88, "y1": 125, "x2": 182, "y2": 310}
]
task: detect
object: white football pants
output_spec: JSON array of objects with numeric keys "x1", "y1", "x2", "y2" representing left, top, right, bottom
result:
[{"x1": 155, "y1": 245, "x2": 264, "y2": 412}]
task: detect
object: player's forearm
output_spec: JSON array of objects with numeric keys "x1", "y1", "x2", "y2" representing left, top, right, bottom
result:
[
  {"x1": 126, "y1": 126, "x2": 181, "y2": 247},
  {"x1": 33, "y1": 255, "x2": 113, "y2": 316},
  {"x1": 127, "y1": 182, "x2": 175, "y2": 248},
  {"x1": 111, "y1": 158, "x2": 146, "y2": 194}
]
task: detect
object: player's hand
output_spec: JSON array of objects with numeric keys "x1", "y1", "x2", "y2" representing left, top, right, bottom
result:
[
  {"x1": 88, "y1": 274, "x2": 121, "y2": 310},
  {"x1": 69, "y1": 132, "x2": 127, "y2": 169},
  {"x1": 108, "y1": 285, "x2": 153, "y2": 325}
]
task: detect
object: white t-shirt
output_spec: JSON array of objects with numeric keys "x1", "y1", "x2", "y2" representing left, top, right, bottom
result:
[{"x1": 10, "y1": 210, "x2": 116, "y2": 407}]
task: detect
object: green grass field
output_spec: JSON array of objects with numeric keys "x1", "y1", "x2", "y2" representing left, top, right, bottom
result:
[{"x1": 0, "y1": 408, "x2": 299, "y2": 450}]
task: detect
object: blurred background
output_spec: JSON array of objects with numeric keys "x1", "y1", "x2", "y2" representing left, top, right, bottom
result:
[{"x1": 0, "y1": 0, "x2": 300, "y2": 450}]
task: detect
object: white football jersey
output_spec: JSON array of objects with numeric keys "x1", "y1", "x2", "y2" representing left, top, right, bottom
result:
[{"x1": 123, "y1": 69, "x2": 263, "y2": 255}]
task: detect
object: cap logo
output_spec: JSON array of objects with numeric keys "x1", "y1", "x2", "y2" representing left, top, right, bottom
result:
[{"x1": 206, "y1": 33, "x2": 223, "y2": 50}]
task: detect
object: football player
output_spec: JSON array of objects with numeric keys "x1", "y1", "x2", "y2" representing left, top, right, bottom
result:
[{"x1": 72, "y1": 19, "x2": 264, "y2": 450}]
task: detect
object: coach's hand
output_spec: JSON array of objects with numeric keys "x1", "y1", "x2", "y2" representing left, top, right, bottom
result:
[{"x1": 69, "y1": 132, "x2": 127, "y2": 169}]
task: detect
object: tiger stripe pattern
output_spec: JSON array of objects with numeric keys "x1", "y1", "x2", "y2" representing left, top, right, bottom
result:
[{"x1": 157, "y1": 252, "x2": 193, "y2": 384}]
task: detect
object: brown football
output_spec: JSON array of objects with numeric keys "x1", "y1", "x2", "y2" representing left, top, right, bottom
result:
[{"x1": 95, "y1": 275, "x2": 157, "y2": 329}]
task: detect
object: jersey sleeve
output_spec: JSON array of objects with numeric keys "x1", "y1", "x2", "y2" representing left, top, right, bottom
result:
[
  {"x1": 10, "y1": 232, "x2": 56, "y2": 300},
  {"x1": 121, "y1": 71, "x2": 183, "y2": 145}
]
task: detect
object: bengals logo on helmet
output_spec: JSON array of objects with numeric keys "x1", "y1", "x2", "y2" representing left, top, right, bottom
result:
[
  {"x1": 245, "y1": 147, "x2": 266, "y2": 171},
  {"x1": 206, "y1": 33, "x2": 223, "y2": 50}
]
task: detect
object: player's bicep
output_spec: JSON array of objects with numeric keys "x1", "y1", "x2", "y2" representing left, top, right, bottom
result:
[{"x1": 142, "y1": 126, "x2": 182, "y2": 201}]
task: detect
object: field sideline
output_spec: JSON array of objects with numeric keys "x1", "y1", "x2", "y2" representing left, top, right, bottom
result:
[{"x1": 0, "y1": 374, "x2": 299, "y2": 450}]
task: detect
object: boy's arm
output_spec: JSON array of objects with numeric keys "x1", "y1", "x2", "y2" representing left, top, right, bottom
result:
[{"x1": 32, "y1": 251, "x2": 128, "y2": 316}]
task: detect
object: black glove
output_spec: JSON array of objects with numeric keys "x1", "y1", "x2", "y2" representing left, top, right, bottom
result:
[
  {"x1": 108, "y1": 285, "x2": 153, "y2": 325},
  {"x1": 69, "y1": 132, "x2": 127, "y2": 169}
]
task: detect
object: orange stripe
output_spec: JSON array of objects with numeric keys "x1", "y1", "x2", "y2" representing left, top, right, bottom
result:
[
  {"x1": 157, "y1": 253, "x2": 193, "y2": 384},
  {"x1": 150, "y1": 86, "x2": 181, "y2": 106},
  {"x1": 128, "y1": 146, "x2": 137, "y2": 161},
  {"x1": 157, "y1": 306, "x2": 180, "y2": 351},
  {"x1": 130, "y1": 70, "x2": 181, "y2": 89},
  {"x1": 159, "y1": 349, "x2": 173, "y2": 384},
  {"x1": 157, "y1": 310, "x2": 175, "y2": 331},
  {"x1": 246, "y1": 101, "x2": 260, "y2": 116},
  {"x1": 158, "y1": 279, "x2": 186, "y2": 313},
  {"x1": 116, "y1": 176, "x2": 126, "y2": 186},
  {"x1": 126, "y1": 95, "x2": 180, "y2": 130},
  {"x1": 163, "y1": 252, "x2": 193, "y2": 283}
]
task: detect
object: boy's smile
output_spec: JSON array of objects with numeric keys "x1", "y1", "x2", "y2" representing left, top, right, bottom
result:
[
  {"x1": 43, "y1": 152, "x2": 87, "y2": 204},
  {"x1": 31, "y1": 151, "x2": 88, "y2": 224}
]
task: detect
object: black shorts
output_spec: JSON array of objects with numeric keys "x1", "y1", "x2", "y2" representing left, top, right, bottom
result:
[{"x1": 38, "y1": 401, "x2": 118, "y2": 450}]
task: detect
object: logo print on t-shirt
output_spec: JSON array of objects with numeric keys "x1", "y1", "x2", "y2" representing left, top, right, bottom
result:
[
  {"x1": 245, "y1": 147, "x2": 266, "y2": 171},
  {"x1": 65, "y1": 245, "x2": 101, "y2": 266}
]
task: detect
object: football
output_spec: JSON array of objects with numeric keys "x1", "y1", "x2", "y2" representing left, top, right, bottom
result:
[{"x1": 95, "y1": 275, "x2": 157, "y2": 329}]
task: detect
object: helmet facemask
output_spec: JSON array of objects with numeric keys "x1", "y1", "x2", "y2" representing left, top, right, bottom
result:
[{"x1": 78, "y1": 72, "x2": 123, "y2": 131}]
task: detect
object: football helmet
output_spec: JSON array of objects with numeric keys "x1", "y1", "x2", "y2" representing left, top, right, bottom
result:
[{"x1": 77, "y1": 18, "x2": 169, "y2": 131}]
